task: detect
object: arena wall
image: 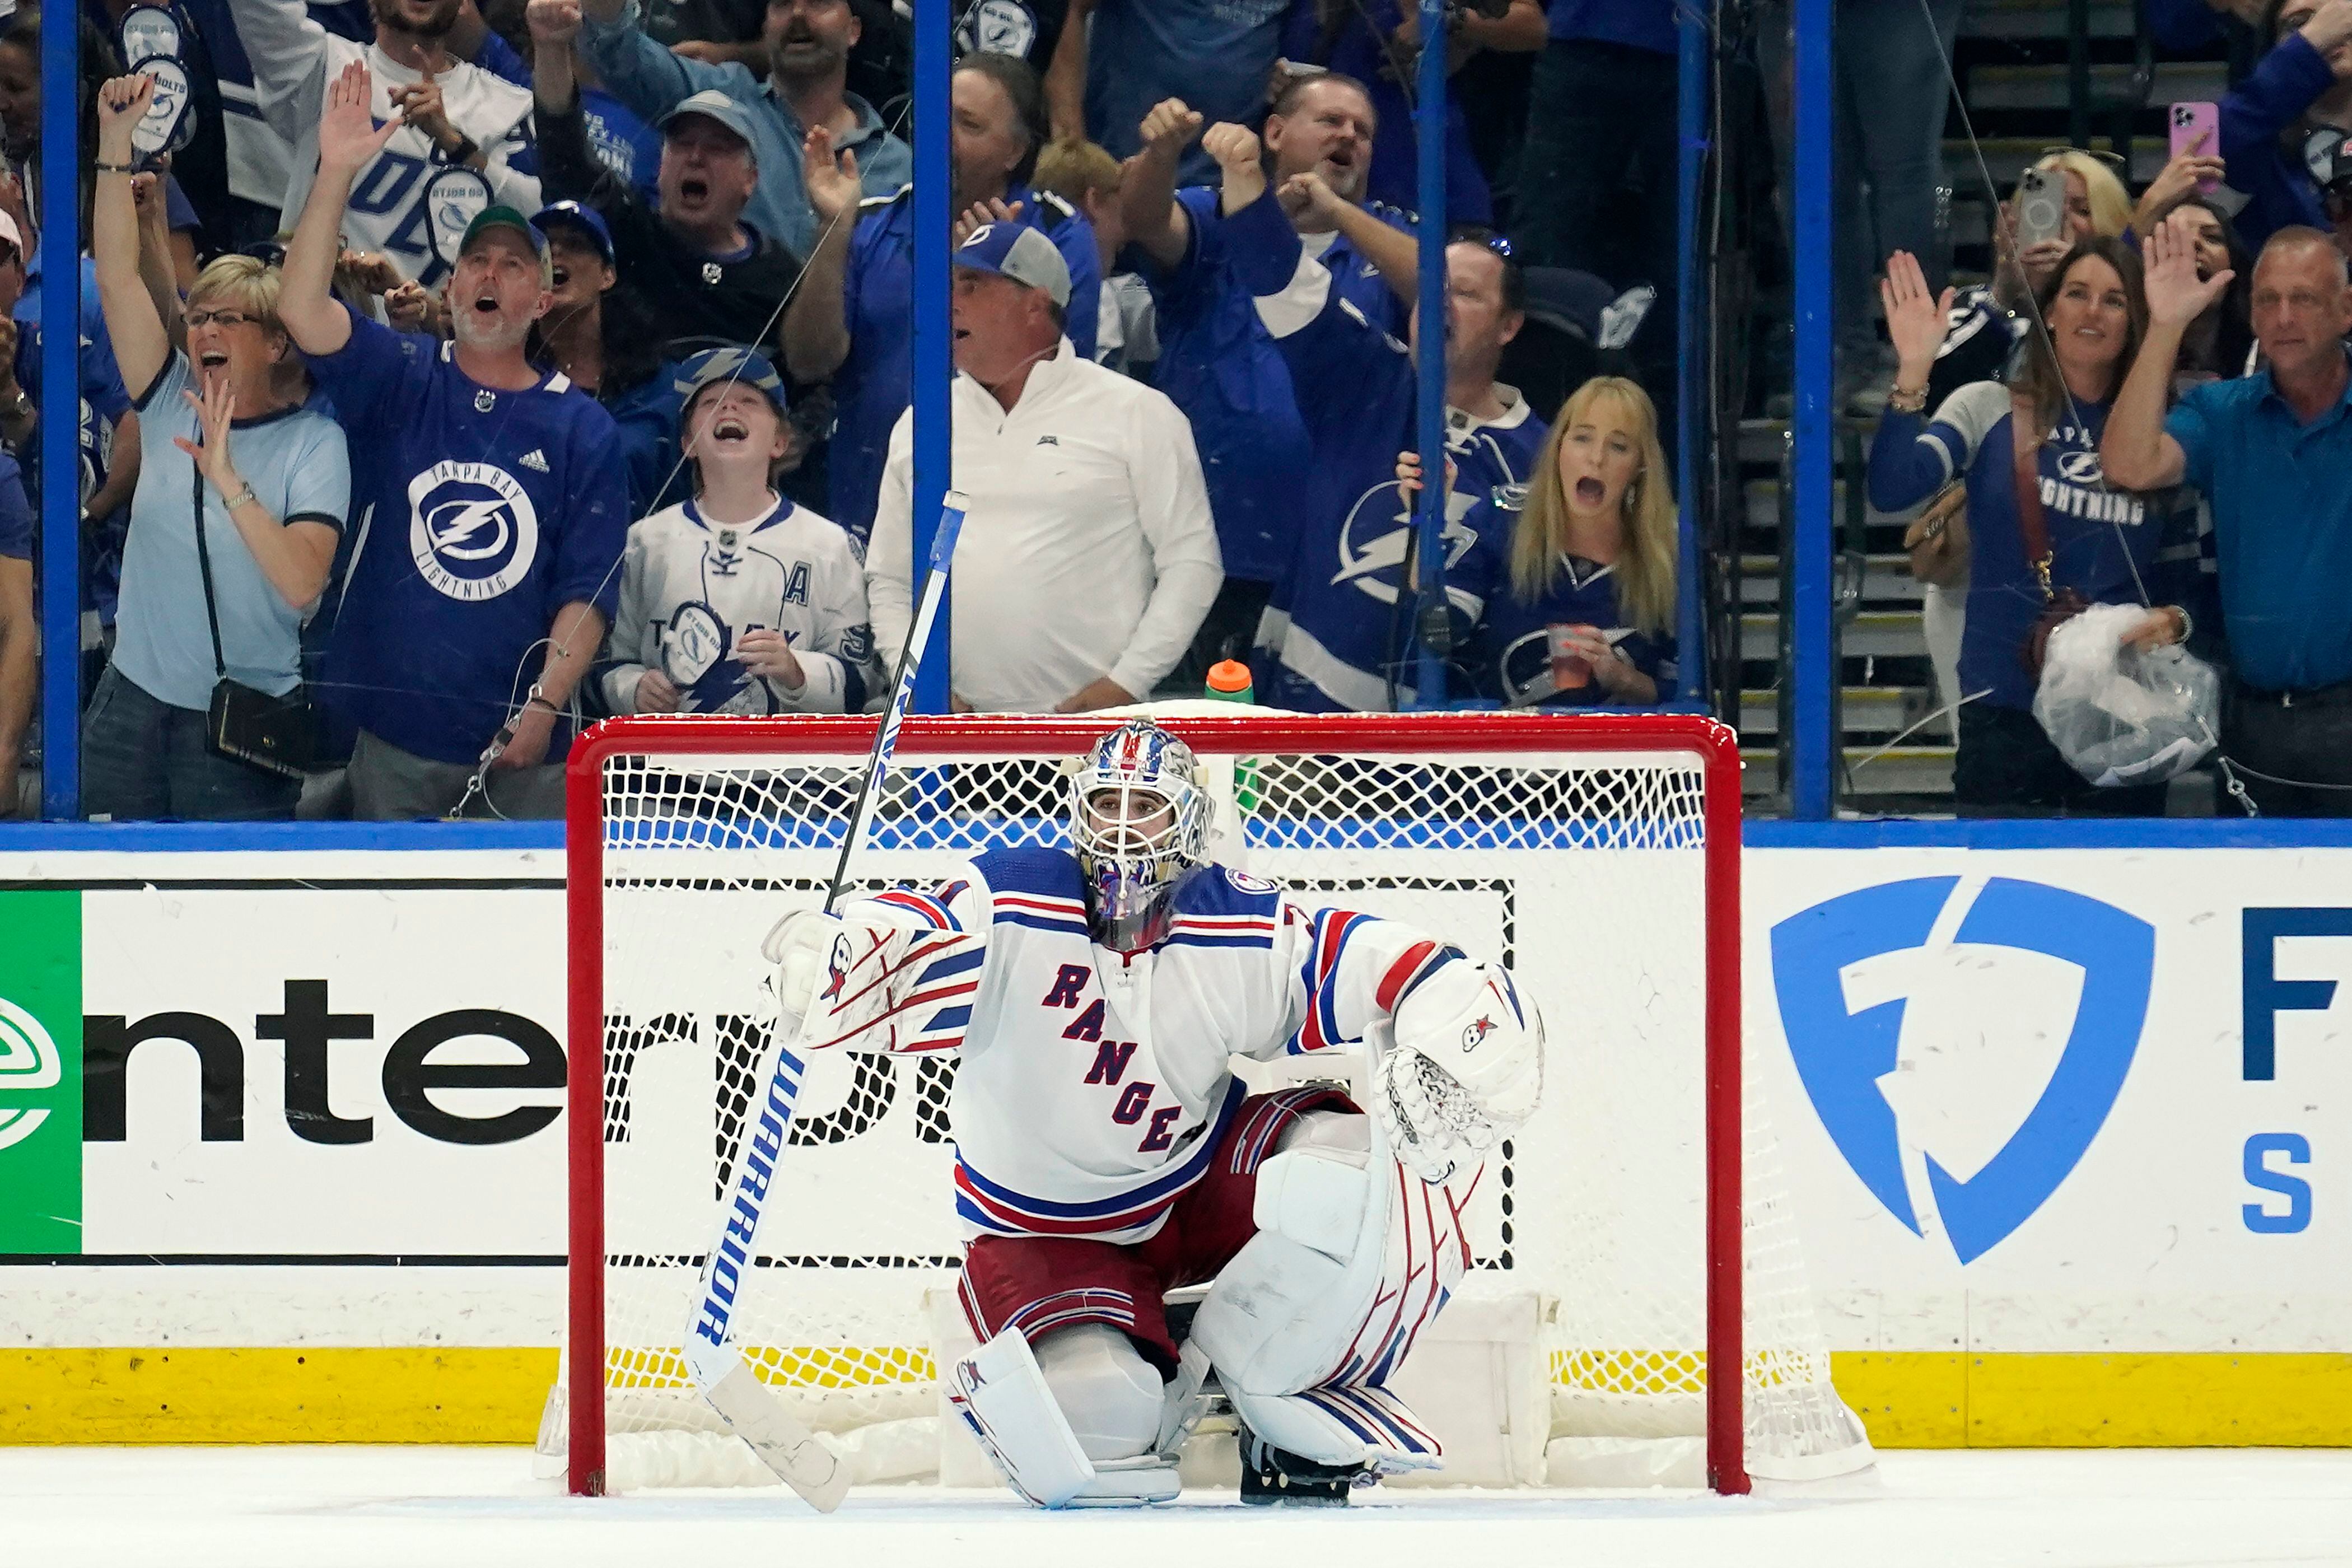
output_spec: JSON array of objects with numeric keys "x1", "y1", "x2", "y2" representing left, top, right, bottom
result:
[{"x1": 3, "y1": 822, "x2": 2347, "y2": 1447}]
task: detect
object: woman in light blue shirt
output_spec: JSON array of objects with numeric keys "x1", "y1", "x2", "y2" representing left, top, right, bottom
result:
[{"x1": 84, "y1": 72, "x2": 348, "y2": 820}]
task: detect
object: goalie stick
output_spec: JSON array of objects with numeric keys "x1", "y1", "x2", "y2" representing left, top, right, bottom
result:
[{"x1": 676, "y1": 492, "x2": 970, "y2": 1512}]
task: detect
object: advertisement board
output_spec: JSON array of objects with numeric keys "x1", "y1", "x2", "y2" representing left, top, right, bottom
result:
[{"x1": 3, "y1": 836, "x2": 2348, "y2": 1445}]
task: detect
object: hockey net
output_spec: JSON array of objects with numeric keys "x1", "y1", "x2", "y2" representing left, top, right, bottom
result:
[{"x1": 546, "y1": 710, "x2": 1872, "y2": 1497}]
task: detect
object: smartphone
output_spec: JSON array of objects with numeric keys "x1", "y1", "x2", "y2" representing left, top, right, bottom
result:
[
  {"x1": 2015, "y1": 167, "x2": 2067, "y2": 246},
  {"x1": 2171, "y1": 101, "x2": 2222, "y2": 194}
]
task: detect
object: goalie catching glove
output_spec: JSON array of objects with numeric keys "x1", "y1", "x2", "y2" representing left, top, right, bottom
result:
[{"x1": 1374, "y1": 960, "x2": 1543, "y2": 1183}]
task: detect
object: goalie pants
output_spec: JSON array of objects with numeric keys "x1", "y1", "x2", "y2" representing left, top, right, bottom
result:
[{"x1": 957, "y1": 1086, "x2": 1354, "y2": 1375}]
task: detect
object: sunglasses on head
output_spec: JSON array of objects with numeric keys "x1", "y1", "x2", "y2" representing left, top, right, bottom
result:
[{"x1": 2038, "y1": 146, "x2": 2127, "y2": 170}]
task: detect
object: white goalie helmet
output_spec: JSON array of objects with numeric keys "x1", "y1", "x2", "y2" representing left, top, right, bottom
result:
[{"x1": 1067, "y1": 718, "x2": 1214, "y2": 953}]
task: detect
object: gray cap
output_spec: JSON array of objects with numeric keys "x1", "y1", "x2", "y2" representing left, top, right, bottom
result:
[
  {"x1": 953, "y1": 221, "x2": 1072, "y2": 309},
  {"x1": 658, "y1": 90, "x2": 759, "y2": 157}
]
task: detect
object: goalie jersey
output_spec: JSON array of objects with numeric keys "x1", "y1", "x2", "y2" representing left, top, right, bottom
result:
[
  {"x1": 599, "y1": 495, "x2": 878, "y2": 716},
  {"x1": 802, "y1": 848, "x2": 1468, "y2": 1245}
]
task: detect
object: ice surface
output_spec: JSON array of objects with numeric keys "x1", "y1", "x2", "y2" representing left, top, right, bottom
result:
[{"x1": 7, "y1": 1447, "x2": 2349, "y2": 1568}]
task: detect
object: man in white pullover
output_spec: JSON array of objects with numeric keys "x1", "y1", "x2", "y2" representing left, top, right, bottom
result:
[
  {"x1": 866, "y1": 223, "x2": 1220, "y2": 713},
  {"x1": 228, "y1": 0, "x2": 541, "y2": 284}
]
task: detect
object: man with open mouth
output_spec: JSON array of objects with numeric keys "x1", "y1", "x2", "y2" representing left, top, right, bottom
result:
[
  {"x1": 533, "y1": 2, "x2": 805, "y2": 364},
  {"x1": 274, "y1": 62, "x2": 632, "y2": 822}
]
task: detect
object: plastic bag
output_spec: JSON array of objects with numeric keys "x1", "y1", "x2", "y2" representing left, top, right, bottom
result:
[{"x1": 2031, "y1": 603, "x2": 2221, "y2": 788}]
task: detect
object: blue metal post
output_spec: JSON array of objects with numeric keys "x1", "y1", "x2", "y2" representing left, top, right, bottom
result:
[
  {"x1": 1790, "y1": 0, "x2": 1835, "y2": 815},
  {"x1": 1409, "y1": 0, "x2": 1449, "y2": 708},
  {"x1": 911, "y1": 0, "x2": 951, "y2": 714},
  {"x1": 1674, "y1": 3, "x2": 1707, "y2": 705},
  {"x1": 38, "y1": 11, "x2": 78, "y2": 819}
]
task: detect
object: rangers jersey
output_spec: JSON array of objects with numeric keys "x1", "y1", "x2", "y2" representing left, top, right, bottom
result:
[
  {"x1": 599, "y1": 494, "x2": 878, "y2": 716},
  {"x1": 226, "y1": 0, "x2": 539, "y2": 283},
  {"x1": 797, "y1": 848, "x2": 1468, "y2": 1245}
]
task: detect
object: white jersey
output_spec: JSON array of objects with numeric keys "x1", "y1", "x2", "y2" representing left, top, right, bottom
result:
[
  {"x1": 226, "y1": 0, "x2": 539, "y2": 282},
  {"x1": 600, "y1": 494, "x2": 878, "y2": 716},
  {"x1": 797, "y1": 848, "x2": 1463, "y2": 1244}
]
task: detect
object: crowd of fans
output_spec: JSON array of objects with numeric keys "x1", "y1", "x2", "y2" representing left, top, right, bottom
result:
[
  {"x1": 5, "y1": 0, "x2": 1689, "y2": 823},
  {"x1": 7, "y1": 0, "x2": 2351, "y2": 821}
]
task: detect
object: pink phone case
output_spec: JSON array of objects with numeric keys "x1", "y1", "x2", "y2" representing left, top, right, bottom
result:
[{"x1": 2171, "y1": 101, "x2": 2222, "y2": 193}]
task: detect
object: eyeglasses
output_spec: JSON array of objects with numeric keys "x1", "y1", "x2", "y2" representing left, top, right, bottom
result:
[{"x1": 184, "y1": 309, "x2": 258, "y2": 330}]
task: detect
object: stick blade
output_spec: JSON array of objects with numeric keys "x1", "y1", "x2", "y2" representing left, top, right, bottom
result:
[{"x1": 704, "y1": 1361, "x2": 851, "y2": 1512}]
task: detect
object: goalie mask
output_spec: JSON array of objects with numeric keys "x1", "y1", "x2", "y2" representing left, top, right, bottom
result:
[{"x1": 1068, "y1": 720, "x2": 1212, "y2": 953}]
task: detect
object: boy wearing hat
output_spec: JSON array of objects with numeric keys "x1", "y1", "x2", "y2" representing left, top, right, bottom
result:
[{"x1": 599, "y1": 347, "x2": 876, "y2": 715}]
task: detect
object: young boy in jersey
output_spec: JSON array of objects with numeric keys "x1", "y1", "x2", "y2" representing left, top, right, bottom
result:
[
  {"x1": 766, "y1": 718, "x2": 1544, "y2": 1507},
  {"x1": 598, "y1": 348, "x2": 876, "y2": 716}
]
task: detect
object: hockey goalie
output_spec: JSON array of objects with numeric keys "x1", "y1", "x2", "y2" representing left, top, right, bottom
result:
[{"x1": 765, "y1": 718, "x2": 1544, "y2": 1508}]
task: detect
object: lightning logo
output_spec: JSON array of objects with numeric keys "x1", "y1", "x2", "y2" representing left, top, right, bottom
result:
[{"x1": 407, "y1": 460, "x2": 541, "y2": 601}]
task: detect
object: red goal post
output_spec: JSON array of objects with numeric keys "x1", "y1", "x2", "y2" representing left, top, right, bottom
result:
[{"x1": 561, "y1": 711, "x2": 1760, "y2": 1498}]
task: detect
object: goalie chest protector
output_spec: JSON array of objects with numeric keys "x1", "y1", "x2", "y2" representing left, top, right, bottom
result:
[{"x1": 944, "y1": 848, "x2": 1303, "y2": 1245}]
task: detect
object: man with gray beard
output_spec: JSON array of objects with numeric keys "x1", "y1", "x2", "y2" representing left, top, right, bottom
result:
[{"x1": 278, "y1": 63, "x2": 629, "y2": 819}]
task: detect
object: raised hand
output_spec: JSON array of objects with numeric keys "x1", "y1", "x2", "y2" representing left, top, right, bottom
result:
[
  {"x1": 952, "y1": 197, "x2": 1023, "y2": 248},
  {"x1": 1277, "y1": 169, "x2": 1342, "y2": 222},
  {"x1": 2143, "y1": 209, "x2": 2232, "y2": 329},
  {"x1": 1203, "y1": 122, "x2": 1264, "y2": 212},
  {"x1": 172, "y1": 377, "x2": 243, "y2": 497},
  {"x1": 96, "y1": 73, "x2": 156, "y2": 159},
  {"x1": 1879, "y1": 249, "x2": 1955, "y2": 388},
  {"x1": 1137, "y1": 98, "x2": 1203, "y2": 164},
  {"x1": 319, "y1": 60, "x2": 400, "y2": 174},
  {"x1": 2134, "y1": 147, "x2": 2228, "y2": 232},
  {"x1": 389, "y1": 66, "x2": 459, "y2": 154},
  {"x1": 526, "y1": 0, "x2": 582, "y2": 46},
  {"x1": 802, "y1": 125, "x2": 863, "y2": 226}
]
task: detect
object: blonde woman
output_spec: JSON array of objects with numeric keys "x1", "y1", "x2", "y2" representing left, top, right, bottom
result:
[
  {"x1": 1408, "y1": 376, "x2": 1678, "y2": 706},
  {"x1": 86, "y1": 74, "x2": 348, "y2": 819}
]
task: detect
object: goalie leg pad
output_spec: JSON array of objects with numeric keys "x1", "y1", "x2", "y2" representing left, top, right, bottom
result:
[
  {"x1": 1189, "y1": 1112, "x2": 1473, "y2": 1472},
  {"x1": 946, "y1": 1327, "x2": 1179, "y2": 1508},
  {"x1": 1033, "y1": 1322, "x2": 1165, "y2": 1463}
]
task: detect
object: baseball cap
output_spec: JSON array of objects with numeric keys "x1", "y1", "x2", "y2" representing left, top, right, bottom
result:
[
  {"x1": 459, "y1": 204, "x2": 548, "y2": 260},
  {"x1": 0, "y1": 211, "x2": 21, "y2": 259},
  {"x1": 533, "y1": 200, "x2": 614, "y2": 267},
  {"x1": 674, "y1": 346, "x2": 789, "y2": 426},
  {"x1": 659, "y1": 90, "x2": 759, "y2": 155},
  {"x1": 953, "y1": 222, "x2": 1071, "y2": 309}
]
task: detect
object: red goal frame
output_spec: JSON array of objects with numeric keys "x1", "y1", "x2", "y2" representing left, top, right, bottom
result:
[{"x1": 562, "y1": 711, "x2": 1747, "y2": 1497}]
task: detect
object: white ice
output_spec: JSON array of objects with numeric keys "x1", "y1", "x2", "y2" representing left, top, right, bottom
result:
[{"x1": 7, "y1": 1447, "x2": 2349, "y2": 1568}]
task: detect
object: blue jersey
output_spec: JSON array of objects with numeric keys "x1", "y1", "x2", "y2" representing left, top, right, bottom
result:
[
  {"x1": 1143, "y1": 185, "x2": 1414, "y2": 584},
  {"x1": 827, "y1": 184, "x2": 1100, "y2": 541},
  {"x1": 1454, "y1": 503, "x2": 1679, "y2": 706},
  {"x1": 1215, "y1": 188, "x2": 1522, "y2": 711},
  {"x1": 307, "y1": 310, "x2": 632, "y2": 764},
  {"x1": 0, "y1": 453, "x2": 30, "y2": 561},
  {"x1": 1869, "y1": 382, "x2": 2209, "y2": 711}
]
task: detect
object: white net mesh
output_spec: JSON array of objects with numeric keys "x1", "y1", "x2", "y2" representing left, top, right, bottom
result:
[{"x1": 547, "y1": 712, "x2": 1870, "y2": 1494}]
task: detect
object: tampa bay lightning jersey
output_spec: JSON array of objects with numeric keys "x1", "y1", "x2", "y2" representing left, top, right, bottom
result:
[
  {"x1": 1452, "y1": 493, "x2": 1679, "y2": 707},
  {"x1": 802, "y1": 848, "x2": 1460, "y2": 1244},
  {"x1": 1216, "y1": 188, "x2": 1546, "y2": 711},
  {"x1": 599, "y1": 494, "x2": 878, "y2": 715},
  {"x1": 828, "y1": 183, "x2": 1100, "y2": 540},
  {"x1": 1141, "y1": 185, "x2": 1415, "y2": 584},
  {"x1": 310, "y1": 311, "x2": 630, "y2": 764}
]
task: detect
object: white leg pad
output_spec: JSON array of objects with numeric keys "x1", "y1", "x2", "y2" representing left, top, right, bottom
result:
[
  {"x1": 1034, "y1": 1323, "x2": 1164, "y2": 1462},
  {"x1": 1191, "y1": 1110, "x2": 1474, "y2": 1473},
  {"x1": 945, "y1": 1328, "x2": 1178, "y2": 1508}
]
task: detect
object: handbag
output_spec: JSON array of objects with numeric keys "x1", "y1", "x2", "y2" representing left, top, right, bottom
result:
[
  {"x1": 2011, "y1": 413, "x2": 2090, "y2": 679},
  {"x1": 190, "y1": 458, "x2": 318, "y2": 780},
  {"x1": 1902, "y1": 480, "x2": 1970, "y2": 587}
]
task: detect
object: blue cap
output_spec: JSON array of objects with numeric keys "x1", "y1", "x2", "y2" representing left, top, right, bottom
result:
[
  {"x1": 532, "y1": 200, "x2": 614, "y2": 266},
  {"x1": 952, "y1": 221, "x2": 1071, "y2": 308},
  {"x1": 658, "y1": 90, "x2": 759, "y2": 158},
  {"x1": 674, "y1": 346, "x2": 788, "y2": 426}
]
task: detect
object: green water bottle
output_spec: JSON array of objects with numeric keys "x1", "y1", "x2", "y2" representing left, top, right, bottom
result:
[{"x1": 1205, "y1": 659, "x2": 1261, "y2": 816}]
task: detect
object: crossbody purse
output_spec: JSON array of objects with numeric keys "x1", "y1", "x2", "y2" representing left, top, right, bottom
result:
[{"x1": 191, "y1": 456, "x2": 318, "y2": 779}]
